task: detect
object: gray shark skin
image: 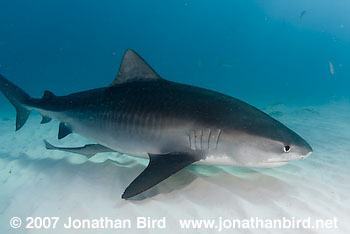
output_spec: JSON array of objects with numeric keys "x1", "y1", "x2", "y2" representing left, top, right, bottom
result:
[{"x1": 0, "y1": 49, "x2": 312, "y2": 199}]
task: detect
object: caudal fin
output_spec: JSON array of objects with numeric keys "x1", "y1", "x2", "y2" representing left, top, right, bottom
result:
[{"x1": 0, "y1": 74, "x2": 32, "y2": 130}]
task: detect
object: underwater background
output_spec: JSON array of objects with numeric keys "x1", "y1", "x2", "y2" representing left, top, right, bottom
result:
[
  {"x1": 0, "y1": 0, "x2": 349, "y2": 106},
  {"x1": 0, "y1": 0, "x2": 349, "y2": 234}
]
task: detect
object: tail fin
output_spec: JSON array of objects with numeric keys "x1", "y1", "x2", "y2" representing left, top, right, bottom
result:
[{"x1": 0, "y1": 74, "x2": 32, "y2": 130}]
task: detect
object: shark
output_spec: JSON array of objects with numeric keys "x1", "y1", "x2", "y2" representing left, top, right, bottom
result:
[{"x1": 0, "y1": 49, "x2": 312, "y2": 199}]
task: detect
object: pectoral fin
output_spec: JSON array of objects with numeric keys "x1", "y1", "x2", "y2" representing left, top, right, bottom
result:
[
  {"x1": 44, "y1": 140, "x2": 115, "y2": 158},
  {"x1": 122, "y1": 152, "x2": 199, "y2": 199}
]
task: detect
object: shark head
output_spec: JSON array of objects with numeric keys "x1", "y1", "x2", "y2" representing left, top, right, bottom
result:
[
  {"x1": 227, "y1": 132, "x2": 313, "y2": 168},
  {"x1": 257, "y1": 132, "x2": 313, "y2": 168},
  {"x1": 215, "y1": 104, "x2": 313, "y2": 168}
]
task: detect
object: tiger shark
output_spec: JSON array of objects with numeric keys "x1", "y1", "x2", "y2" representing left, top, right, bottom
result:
[{"x1": 0, "y1": 49, "x2": 312, "y2": 199}]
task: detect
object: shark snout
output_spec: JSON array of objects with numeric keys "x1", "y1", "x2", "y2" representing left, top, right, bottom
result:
[
  {"x1": 300, "y1": 150, "x2": 312, "y2": 160},
  {"x1": 289, "y1": 144, "x2": 312, "y2": 162},
  {"x1": 299, "y1": 141, "x2": 313, "y2": 159}
]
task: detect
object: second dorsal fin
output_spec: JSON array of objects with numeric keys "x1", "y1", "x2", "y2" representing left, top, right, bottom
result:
[{"x1": 110, "y1": 49, "x2": 161, "y2": 86}]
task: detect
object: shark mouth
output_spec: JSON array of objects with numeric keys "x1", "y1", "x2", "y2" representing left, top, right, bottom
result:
[
  {"x1": 261, "y1": 151, "x2": 313, "y2": 167},
  {"x1": 260, "y1": 161, "x2": 290, "y2": 168}
]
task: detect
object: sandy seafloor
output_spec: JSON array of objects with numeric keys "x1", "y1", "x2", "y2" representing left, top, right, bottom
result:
[{"x1": 0, "y1": 101, "x2": 349, "y2": 234}]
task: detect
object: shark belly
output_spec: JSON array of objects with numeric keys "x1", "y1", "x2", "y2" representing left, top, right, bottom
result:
[
  {"x1": 45, "y1": 108, "x2": 191, "y2": 159},
  {"x1": 46, "y1": 107, "x2": 229, "y2": 166}
]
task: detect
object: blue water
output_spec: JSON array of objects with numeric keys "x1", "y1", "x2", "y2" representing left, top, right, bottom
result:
[{"x1": 0, "y1": 0, "x2": 349, "y2": 107}]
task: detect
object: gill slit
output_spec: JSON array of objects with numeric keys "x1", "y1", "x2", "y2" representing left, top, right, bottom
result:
[{"x1": 216, "y1": 129, "x2": 222, "y2": 150}]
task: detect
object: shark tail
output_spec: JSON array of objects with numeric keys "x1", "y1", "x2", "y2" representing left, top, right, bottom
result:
[{"x1": 0, "y1": 74, "x2": 32, "y2": 131}]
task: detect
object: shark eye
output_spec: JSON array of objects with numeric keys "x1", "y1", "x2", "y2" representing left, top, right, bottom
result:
[{"x1": 284, "y1": 145, "x2": 291, "y2": 152}]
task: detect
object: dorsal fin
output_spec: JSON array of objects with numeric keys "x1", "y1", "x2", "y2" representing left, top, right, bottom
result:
[
  {"x1": 110, "y1": 49, "x2": 161, "y2": 86},
  {"x1": 42, "y1": 90, "x2": 56, "y2": 99}
]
